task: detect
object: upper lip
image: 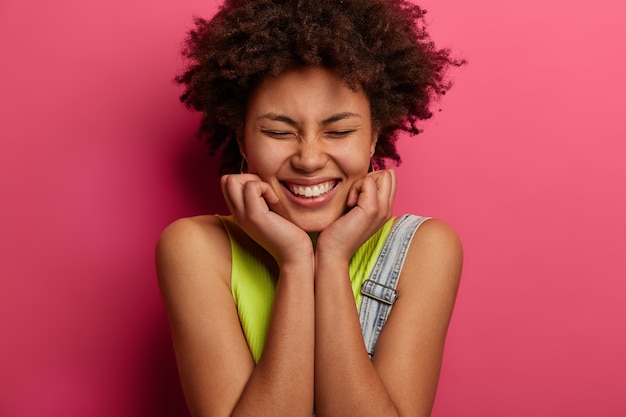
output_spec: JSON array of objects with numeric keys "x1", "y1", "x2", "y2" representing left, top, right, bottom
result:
[{"x1": 280, "y1": 177, "x2": 340, "y2": 186}]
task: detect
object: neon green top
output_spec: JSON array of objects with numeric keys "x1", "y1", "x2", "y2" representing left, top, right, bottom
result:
[{"x1": 218, "y1": 215, "x2": 395, "y2": 363}]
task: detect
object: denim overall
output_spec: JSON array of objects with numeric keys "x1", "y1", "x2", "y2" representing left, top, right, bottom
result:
[
  {"x1": 359, "y1": 214, "x2": 429, "y2": 357},
  {"x1": 313, "y1": 214, "x2": 429, "y2": 415}
]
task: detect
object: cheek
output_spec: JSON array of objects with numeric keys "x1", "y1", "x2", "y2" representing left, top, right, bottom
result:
[
  {"x1": 243, "y1": 135, "x2": 265, "y2": 168},
  {"x1": 246, "y1": 141, "x2": 289, "y2": 176},
  {"x1": 337, "y1": 145, "x2": 371, "y2": 175}
]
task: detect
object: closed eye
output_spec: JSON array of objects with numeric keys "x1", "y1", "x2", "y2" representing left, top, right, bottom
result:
[
  {"x1": 262, "y1": 130, "x2": 297, "y2": 139},
  {"x1": 326, "y1": 130, "x2": 355, "y2": 138}
]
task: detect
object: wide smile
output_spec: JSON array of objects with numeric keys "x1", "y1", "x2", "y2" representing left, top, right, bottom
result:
[
  {"x1": 284, "y1": 180, "x2": 338, "y2": 198},
  {"x1": 280, "y1": 180, "x2": 341, "y2": 208}
]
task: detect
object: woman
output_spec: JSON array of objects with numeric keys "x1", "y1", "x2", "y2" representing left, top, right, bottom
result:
[{"x1": 156, "y1": 0, "x2": 463, "y2": 415}]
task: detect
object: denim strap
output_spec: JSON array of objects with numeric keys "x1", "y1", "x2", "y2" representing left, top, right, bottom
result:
[
  {"x1": 313, "y1": 215, "x2": 428, "y2": 415},
  {"x1": 359, "y1": 214, "x2": 429, "y2": 357}
]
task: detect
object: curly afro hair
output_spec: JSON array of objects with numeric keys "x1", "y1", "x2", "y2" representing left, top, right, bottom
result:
[{"x1": 176, "y1": 0, "x2": 463, "y2": 174}]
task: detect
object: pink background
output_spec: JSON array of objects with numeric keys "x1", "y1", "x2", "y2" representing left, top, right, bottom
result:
[{"x1": 1, "y1": 0, "x2": 625, "y2": 415}]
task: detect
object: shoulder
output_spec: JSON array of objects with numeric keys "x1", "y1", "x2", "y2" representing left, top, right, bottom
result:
[
  {"x1": 397, "y1": 217, "x2": 463, "y2": 295},
  {"x1": 156, "y1": 215, "x2": 232, "y2": 290},
  {"x1": 410, "y1": 217, "x2": 463, "y2": 260},
  {"x1": 158, "y1": 214, "x2": 229, "y2": 242},
  {"x1": 156, "y1": 215, "x2": 231, "y2": 261},
  {"x1": 372, "y1": 218, "x2": 462, "y2": 413}
]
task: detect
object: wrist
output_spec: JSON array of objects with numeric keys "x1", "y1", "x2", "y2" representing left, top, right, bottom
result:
[
  {"x1": 278, "y1": 247, "x2": 315, "y2": 271},
  {"x1": 314, "y1": 248, "x2": 351, "y2": 272},
  {"x1": 314, "y1": 237, "x2": 354, "y2": 265}
]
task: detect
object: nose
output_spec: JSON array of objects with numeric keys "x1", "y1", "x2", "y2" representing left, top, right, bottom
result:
[{"x1": 290, "y1": 139, "x2": 328, "y2": 173}]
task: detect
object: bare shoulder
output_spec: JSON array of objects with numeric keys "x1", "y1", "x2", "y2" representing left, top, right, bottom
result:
[
  {"x1": 157, "y1": 214, "x2": 229, "y2": 249},
  {"x1": 397, "y1": 217, "x2": 463, "y2": 296},
  {"x1": 155, "y1": 216, "x2": 259, "y2": 414},
  {"x1": 156, "y1": 215, "x2": 232, "y2": 290},
  {"x1": 410, "y1": 218, "x2": 463, "y2": 265},
  {"x1": 372, "y1": 219, "x2": 463, "y2": 414},
  {"x1": 407, "y1": 219, "x2": 463, "y2": 272}
]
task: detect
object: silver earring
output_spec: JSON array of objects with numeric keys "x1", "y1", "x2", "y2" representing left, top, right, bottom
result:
[
  {"x1": 369, "y1": 159, "x2": 377, "y2": 173},
  {"x1": 240, "y1": 153, "x2": 248, "y2": 174}
]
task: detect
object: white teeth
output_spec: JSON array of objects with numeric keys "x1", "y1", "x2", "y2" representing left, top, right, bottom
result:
[{"x1": 288, "y1": 181, "x2": 335, "y2": 198}]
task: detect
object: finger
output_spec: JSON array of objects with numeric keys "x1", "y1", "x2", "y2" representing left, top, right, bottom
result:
[
  {"x1": 347, "y1": 175, "x2": 371, "y2": 208},
  {"x1": 220, "y1": 174, "x2": 241, "y2": 217},
  {"x1": 262, "y1": 179, "x2": 281, "y2": 205},
  {"x1": 221, "y1": 174, "x2": 264, "y2": 218},
  {"x1": 347, "y1": 179, "x2": 361, "y2": 207},
  {"x1": 242, "y1": 180, "x2": 279, "y2": 216},
  {"x1": 358, "y1": 170, "x2": 394, "y2": 219},
  {"x1": 375, "y1": 169, "x2": 394, "y2": 205},
  {"x1": 376, "y1": 169, "x2": 396, "y2": 217},
  {"x1": 264, "y1": 178, "x2": 282, "y2": 204},
  {"x1": 353, "y1": 175, "x2": 380, "y2": 213}
]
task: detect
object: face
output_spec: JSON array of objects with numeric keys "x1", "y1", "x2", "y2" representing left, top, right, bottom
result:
[{"x1": 243, "y1": 66, "x2": 377, "y2": 232}]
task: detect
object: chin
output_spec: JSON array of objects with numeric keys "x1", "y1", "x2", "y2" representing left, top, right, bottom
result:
[
  {"x1": 286, "y1": 212, "x2": 341, "y2": 233},
  {"x1": 298, "y1": 221, "x2": 332, "y2": 233},
  {"x1": 271, "y1": 198, "x2": 347, "y2": 233}
]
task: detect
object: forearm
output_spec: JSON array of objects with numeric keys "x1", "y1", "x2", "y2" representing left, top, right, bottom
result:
[
  {"x1": 232, "y1": 260, "x2": 315, "y2": 417},
  {"x1": 314, "y1": 255, "x2": 399, "y2": 417}
]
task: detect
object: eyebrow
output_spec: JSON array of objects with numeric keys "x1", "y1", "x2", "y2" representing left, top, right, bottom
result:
[{"x1": 257, "y1": 112, "x2": 361, "y2": 127}]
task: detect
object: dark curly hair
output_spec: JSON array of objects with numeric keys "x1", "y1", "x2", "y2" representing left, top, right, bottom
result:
[{"x1": 176, "y1": 0, "x2": 463, "y2": 174}]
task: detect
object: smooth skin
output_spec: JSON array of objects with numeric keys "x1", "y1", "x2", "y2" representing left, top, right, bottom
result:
[{"x1": 156, "y1": 66, "x2": 462, "y2": 416}]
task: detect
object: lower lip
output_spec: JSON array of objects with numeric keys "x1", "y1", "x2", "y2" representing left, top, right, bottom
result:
[{"x1": 282, "y1": 183, "x2": 340, "y2": 208}]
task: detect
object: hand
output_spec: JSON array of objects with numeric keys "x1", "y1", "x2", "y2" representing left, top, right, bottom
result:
[
  {"x1": 221, "y1": 174, "x2": 314, "y2": 266},
  {"x1": 316, "y1": 169, "x2": 396, "y2": 262}
]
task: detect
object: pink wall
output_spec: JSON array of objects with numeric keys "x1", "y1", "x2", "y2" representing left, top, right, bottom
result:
[{"x1": 1, "y1": 0, "x2": 625, "y2": 415}]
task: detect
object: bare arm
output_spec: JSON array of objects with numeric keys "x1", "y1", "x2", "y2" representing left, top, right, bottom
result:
[
  {"x1": 314, "y1": 171, "x2": 462, "y2": 416},
  {"x1": 371, "y1": 219, "x2": 462, "y2": 415},
  {"x1": 156, "y1": 174, "x2": 317, "y2": 416}
]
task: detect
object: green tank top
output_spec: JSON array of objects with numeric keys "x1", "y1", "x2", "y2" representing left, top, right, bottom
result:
[{"x1": 218, "y1": 215, "x2": 395, "y2": 363}]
